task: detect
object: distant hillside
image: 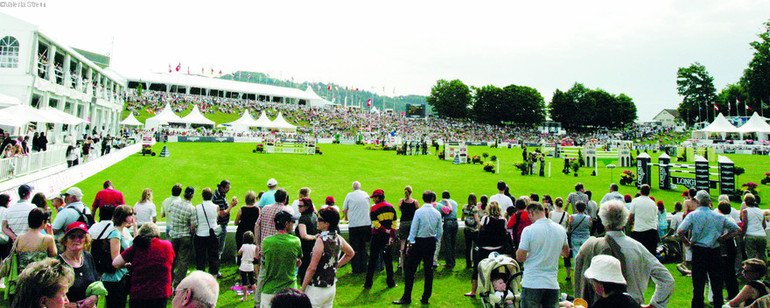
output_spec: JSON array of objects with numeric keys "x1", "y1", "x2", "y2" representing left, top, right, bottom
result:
[{"x1": 219, "y1": 71, "x2": 427, "y2": 113}]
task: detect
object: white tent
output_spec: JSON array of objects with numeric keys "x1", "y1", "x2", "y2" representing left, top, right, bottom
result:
[
  {"x1": 41, "y1": 108, "x2": 89, "y2": 125},
  {"x1": 0, "y1": 104, "x2": 71, "y2": 125},
  {"x1": 692, "y1": 113, "x2": 740, "y2": 139},
  {"x1": 120, "y1": 113, "x2": 144, "y2": 127},
  {"x1": 145, "y1": 104, "x2": 185, "y2": 130},
  {"x1": 270, "y1": 112, "x2": 297, "y2": 131},
  {"x1": 736, "y1": 112, "x2": 770, "y2": 141},
  {"x1": 254, "y1": 111, "x2": 273, "y2": 128},
  {"x1": 223, "y1": 110, "x2": 260, "y2": 132},
  {"x1": 304, "y1": 86, "x2": 334, "y2": 108},
  {"x1": 181, "y1": 105, "x2": 215, "y2": 127},
  {"x1": 0, "y1": 93, "x2": 21, "y2": 108}
]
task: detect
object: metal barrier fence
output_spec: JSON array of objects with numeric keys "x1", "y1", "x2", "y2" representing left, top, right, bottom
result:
[{"x1": 0, "y1": 146, "x2": 67, "y2": 182}]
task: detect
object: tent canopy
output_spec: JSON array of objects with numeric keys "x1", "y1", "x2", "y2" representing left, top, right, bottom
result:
[
  {"x1": 145, "y1": 104, "x2": 185, "y2": 130},
  {"x1": 120, "y1": 113, "x2": 144, "y2": 126},
  {"x1": 737, "y1": 112, "x2": 770, "y2": 133},
  {"x1": 223, "y1": 110, "x2": 261, "y2": 132},
  {"x1": 698, "y1": 113, "x2": 739, "y2": 133},
  {"x1": 270, "y1": 112, "x2": 297, "y2": 130},
  {"x1": 0, "y1": 104, "x2": 84, "y2": 126},
  {"x1": 181, "y1": 105, "x2": 215, "y2": 126},
  {"x1": 254, "y1": 111, "x2": 273, "y2": 128}
]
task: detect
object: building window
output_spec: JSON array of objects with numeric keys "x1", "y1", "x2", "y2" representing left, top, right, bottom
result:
[{"x1": 0, "y1": 36, "x2": 20, "y2": 68}]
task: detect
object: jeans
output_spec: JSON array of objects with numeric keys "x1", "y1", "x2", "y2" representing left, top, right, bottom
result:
[
  {"x1": 103, "y1": 280, "x2": 128, "y2": 308},
  {"x1": 400, "y1": 237, "x2": 437, "y2": 303},
  {"x1": 692, "y1": 246, "x2": 723, "y2": 308},
  {"x1": 349, "y1": 226, "x2": 371, "y2": 273},
  {"x1": 631, "y1": 229, "x2": 659, "y2": 256},
  {"x1": 194, "y1": 235, "x2": 220, "y2": 276},
  {"x1": 520, "y1": 287, "x2": 559, "y2": 308},
  {"x1": 217, "y1": 223, "x2": 227, "y2": 261},
  {"x1": 464, "y1": 229, "x2": 477, "y2": 268},
  {"x1": 365, "y1": 233, "x2": 395, "y2": 288},
  {"x1": 171, "y1": 236, "x2": 194, "y2": 287},
  {"x1": 441, "y1": 219, "x2": 458, "y2": 268}
]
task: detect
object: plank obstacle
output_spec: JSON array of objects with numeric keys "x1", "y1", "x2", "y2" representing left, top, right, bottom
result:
[
  {"x1": 264, "y1": 138, "x2": 316, "y2": 155},
  {"x1": 635, "y1": 152, "x2": 735, "y2": 194}
]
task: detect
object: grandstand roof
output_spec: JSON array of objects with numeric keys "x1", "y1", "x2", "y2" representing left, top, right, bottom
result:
[
  {"x1": 181, "y1": 105, "x2": 215, "y2": 126},
  {"x1": 118, "y1": 72, "x2": 317, "y2": 101}
]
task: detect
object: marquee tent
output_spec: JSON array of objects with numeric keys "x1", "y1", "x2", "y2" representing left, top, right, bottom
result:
[
  {"x1": 0, "y1": 104, "x2": 81, "y2": 126},
  {"x1": 254, "y1": 111, "x2": 273, "y2": 128},
  {"x1": 692, "y1": 113, "x2": 740, "y2": 139},
  {"x1": 181, "y1": 105, "x2": 215, "y2": 127},
  {"x1": 223, "y1": 110, "x2": 260, "y2": 132},
  {"x1": 41, "y1": 107, "x2": 89, "y2": 125},
  {"x1": 0, "y1": 93, "x2": 21, "y2": 107},
  {"x1": 120, "y1": 113, "x2": 144, "y2": 127},
  {"x1": 145, "y1": 104, "x2": 185, "y2": 130},
  {"x1": 736, "y1": 112, "x2": 770, "y2": 141},
  {"x1": 305, "y1": 86, "x2": 334, "y2": 108},
  {"x1": 270, "y1": 112, "x2": 297, "y2": 131}
]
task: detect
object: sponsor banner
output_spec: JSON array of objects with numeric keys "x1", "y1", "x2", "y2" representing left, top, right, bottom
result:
[{"x1": 178, "y1": 136, "x2": 235, "y2": 143}]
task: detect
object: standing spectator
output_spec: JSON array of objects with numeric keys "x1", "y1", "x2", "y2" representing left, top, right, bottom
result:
[
  {"x1": 508, "y1": 198, "x2": 532, "y2": 250},
  {"x1": 113, "y1": 223, "x2": 175, "y2": 308},
  {"x1": 490, "y1": 181, "x2": 514, "y2": 214},
  {"x1": 393, "y1": 190, "x2": 443, "y2": 305},
  {"x1": 364, "y1": 189, "x2": 397, "y2": 289},
  {"x1": 295, "y1": 197, "x2": 319, "y2": 283},
  {"x1": 234, "y1": 191, "x2": 260, "y2": 263},
  {"x1": 516, "y1": 202, "x2": 569, "y2": 308},
  {"x1": 628, "y1": 185, "x2": 659, "y2": 255},
  {"x1": 582, "y1": 255, "x2": 641, "y2": 308},
  {"x1": 257, "y1": 178, "x2": 279, "y2": 208},
  {"x1": 161, "y1": 183, "x2": 183, "y2": 238},
  {"x1": 102, "y1": 205, "x2": 134, "y2": 308},
  {"x1": 15, "y1": 208, "x2": 57, "y2": 271},
  {"x1": 212, "y1": 180, "x2": 237, "y2": 267},
  {"x1": 301, "y1": 207, "x2": 355, "y2": 308},
  {"x1": 461, "y1": 193, "x2": 479, "y2": 269},
  {"x1": 92, "y1": 181, "x2": 125, "y2": 218},
  {"x1": 717, "y1": 201, "x2": 740, "y2": 301},
  {"x1": 435, "y1": 190, "x2": 457, "y2": 269},
  {"x1": 237, "y1": 232, "x2": 258, "y2": 302},
  {"x1": 566, "y1": 183, "x2": 588, "y2": 214},
  {"x1": 290, "y1": 187, "x2": 312, "y2": 221},
  {"x1": 170, "y1": 271, "x2": 219, "y2": 308},
  {"x1": 66, "y1": 144, "x2": 80, "y2": 167},
  {"x1": 134, "y1": 188, "x2": 157, "y2": 228},
  {"x1": 542, "y1": 195, "x2": 554, "y2": 212},
  {"x1": 57, "y1": 222, "x2": 98, "y2": 308},
  {"x1": 167, "y1": 187, "x2": 197, "y2": 287},
  {"x1": 574, "y1": 200, "x2": 674, "y2": 307},
  {"x1": 253, "y1": 189, "x2": 292, "y2": 306},
  {"x1": 194, "y1": 188, "x2": 220, "y2": 277},
  {"x1": 260, "y1": 211, "x2": 302, "y2": 306},
  {"x1": 741, "y1": 194, "x2": 765, "y2": 261},
  {"x1": 465, "y1": 201, "x2": 507, "y2": 297},
  {"x1": 397, "y1": 186, "x2": 419, "y2": 270},
  {"x1": 3, "y1": 185, "x2": 36, "y2": 243},
  {"x1": 342, "y1": 181, "x2": 371, "y2": 274},
  {"x1": 549, "y1": 197, "x2": 571, "y2": 282},
  {"x1": 52, "y1": 187, "x2": 92, "y2": 238},
  {"x1": 569, "y1": 202, "x2": 592, "y2": 264},
  {"x1": 657, "y1": 201, "x2": 668, "y2": 239},
  {"x1": 600, "y1": 183, "x2": 625, "y2": 205},
  {"x1": 38, "y1": 132, "x2": 47, "y2": 151},
  {"x1": 677, "y1": 190, "x2": 741, "y2": 308}
]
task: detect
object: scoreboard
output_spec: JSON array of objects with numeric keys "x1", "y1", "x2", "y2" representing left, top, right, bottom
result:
[{"x1": 405, "y1": 104, "x2": 426, "y2": 118}]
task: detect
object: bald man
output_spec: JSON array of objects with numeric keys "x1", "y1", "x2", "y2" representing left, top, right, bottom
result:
[{"x1": 171, "y1": 271, "x2": 219, "y2": 308}]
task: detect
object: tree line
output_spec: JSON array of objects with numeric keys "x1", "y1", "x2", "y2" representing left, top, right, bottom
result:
[
  {"x1": 677, "y1": 20, "x2": 770, "y2": 125},
  {"x1": 426, "y1": 79, "x2": 638, "y2": 129}
]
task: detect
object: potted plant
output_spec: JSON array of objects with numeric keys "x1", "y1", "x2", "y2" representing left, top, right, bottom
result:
[
  {"x1": 471, "y1": 155, "x2": 482, "y2": 164},
  {"x1": 620, "y1": 170, "x2": 636, "y2": 185},
  {"x1": 571, "y1": 161, "x2": 580, "y2": 177},
  {"x1": 762, "y1": 172, "x2": 770, "y2": 185},
  {"x1": 515, "y1": 162, "x2": 528, "y2": 175},
  {"x1": 483, "y1": 162, "x2": 495, "y2": 173}
]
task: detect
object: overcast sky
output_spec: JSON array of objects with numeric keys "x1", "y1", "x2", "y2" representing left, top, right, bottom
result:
[{"x1": 3, "y1": 0, "x2": 770, "y2": 120}]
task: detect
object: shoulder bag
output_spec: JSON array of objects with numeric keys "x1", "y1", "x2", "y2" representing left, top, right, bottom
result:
[{"x1": 0, "y1": 240, "x2": 18, "y2": 277}]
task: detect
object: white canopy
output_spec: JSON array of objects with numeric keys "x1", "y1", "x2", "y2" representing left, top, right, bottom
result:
[
  {"x1": 0, "y1": 104, "x2": 75, "y2": 126},
  {"x1": 181, "y1": 105, "x2": 215, "y2": 126},
  {"x1": 270, "y1": 112, "x2": 297, "y2": 131},
  {"x1": 736, "y1": 112, "x2": 770, "y2": 141},
  {"x1": 254, "y1": 111, "x2": 273, "y2": 128},
  {"x1": 145, "y1": 104, "x2": 185, "y2": 130},
  {"x1": 0, "y1": 93, "x2": 21, "y2": 108},
  {"x1": 41, "y1": 108, "x2": 89, "y2": 125},
  {"x1": 305, "y1": 86, "x2": 334, "y2": 108},
  {"x1": 692, "y1": 113, "x2": 740, "y2": 139},
  {"x1": 223, "y1": 110, "x2": 261, "y2": 132},
  {"x1": 120, "y1": 113, "x2": 144, "y2": 126}
]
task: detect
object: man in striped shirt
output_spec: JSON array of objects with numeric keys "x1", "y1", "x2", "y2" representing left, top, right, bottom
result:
[
  {"x1": 2, "y1": 184, "x2": 36, "y2": 241},
  {"x1": 364, "y1": 189, "x2": 397, "y2": 289}
]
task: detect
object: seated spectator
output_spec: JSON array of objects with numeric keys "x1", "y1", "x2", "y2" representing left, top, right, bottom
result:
[{"x1": 727, "y1": 259, "x2": 770, "y2": 307}]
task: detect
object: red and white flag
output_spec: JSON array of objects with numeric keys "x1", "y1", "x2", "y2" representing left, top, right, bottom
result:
[
  {"x1": 367, "y1": 99, "x2": 372, "y2": 106},
  {"x1": 176, "y1": 63, "x2": 181, "y2": 72},
  {"x1": 714, "y1": 103, "x2": 719, "y2": 112},
  {"x1": 168, "y1": 64, "x2": 172, "y2": 73}
]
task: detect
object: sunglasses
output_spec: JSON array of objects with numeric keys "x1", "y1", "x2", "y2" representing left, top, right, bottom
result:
[{"x1": 69, "y1": 233, "x2": 86, "y2": 239}]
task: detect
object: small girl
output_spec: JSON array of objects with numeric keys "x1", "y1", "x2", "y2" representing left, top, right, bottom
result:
[{"x1": 237, "y1": 231, "x2": 258, "y2": 301}]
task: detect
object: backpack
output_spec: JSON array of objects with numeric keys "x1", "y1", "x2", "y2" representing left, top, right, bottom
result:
[{"x1": 90, "y1": 223, "x2": 117, "y2": 273}]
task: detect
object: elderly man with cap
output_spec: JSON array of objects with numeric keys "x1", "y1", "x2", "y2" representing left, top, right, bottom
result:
[
  {"x1": 583, "y1": 255, "x2": 641, "y2": 308},
  {"x1": 171, "y1": 271, "x2": 219, "y2": 308},
  {"x1": 2, "y1": 184, "x2": 36, "y2": 242},
  {"x1": 167, "y1": 186, "x2": 198, "y2": 287},
  {"x1": 258, "y1": 178, "x2": 279, "y2": 208},
  {"x1": 364, "y1": 189, "x2": 397, "y2": 289},
  {"x1": 677, "y1": 190, "x2": 741, "y2": 308},
  {"x1": 343, "y1": 181, "x2": 371, "y2": 274},
  {"x1": 52, "y1": 187, "x2": 93, "y2": 238},
  {"x1": 259, "y1": 210, "x2": 302, "y2": 307}
]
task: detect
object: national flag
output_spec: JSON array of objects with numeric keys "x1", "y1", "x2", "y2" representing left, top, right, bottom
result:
[
  {"x1": 367, "y1": 99, "x2": 372, "y2": 106},
  {"x1": 728, "y1": 100, "x2": 732, "y2": 112},
  {"x1": 248, "y1": 74, "x2": 252, "y2": 80},
  {"x1": 176, "y1": 63, "x2": 181, "y2": 72},
  {"x1": 219, "y1": 70, "x2": 222, "y2": 76},
  {"x1": 327, "y1": 85, "x2": 332, "y2": 90},
  {"x1": 714, "y1": 103, "x2": 719, "y2": 112},
  {"x1": 334, "y1": 87, "x2": 338, "y2": 91},
  {"x1": 187, "y1": 67, "x2": 190, "y2": 75},
  {"x1": 747, "y1": 104, "x2": 752, "y2": 111},
  {"x1": 168, "y1": 64, "x2": 172, "y2": 73},
  {"x1": 231, "y1": 72, "x2": 236, "y2": 77}
]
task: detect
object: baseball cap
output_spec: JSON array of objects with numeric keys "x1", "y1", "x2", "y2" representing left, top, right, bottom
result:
[
  {"x1": 325, "y1": 196, "x2": 335, "y2": 204},
  {"x1": 370, "y1": 189, "x2": 385, "y2": 198},
  {"x1": 583, "y1": 255, "x2": 626, "y2": 285},
  {"x1": 267, "y1": 178, "x2": 278, "y2": 187},
  {"x1": 63, "y1": 187, "x2": 84, "y2": 198},
  {"x1": 274, "y1": 210, "x2": 296, "y2": 225},
  {"x1": 64, "y1": 221, "x2": 88, "y2": 236},
  {"x1": 694, "y1": 190, "x2": 710, "y2": 203}
]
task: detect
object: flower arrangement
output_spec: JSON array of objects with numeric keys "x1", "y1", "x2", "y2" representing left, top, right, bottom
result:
[
  {"x1": 483, "y1": 162, "x2": 495, "y2": 173},
  {"x1": 471, "y1": 155, "x2": 482, "y2": 164},
  {"x1": 515, "y1": 162, "x2": 528, "y2": 175},
  {"x1": 253, "y1": 144, "x2": 264, "y2": 153},
  {"x1": 742, "y1": 182, "x2": 760, "y2": 200},
  {"x1": 762, "y1": 172, "x2": 770, "y2": 185},
  {"x1": 620, "y1": 170, "x2": 636, "y2": 185}
]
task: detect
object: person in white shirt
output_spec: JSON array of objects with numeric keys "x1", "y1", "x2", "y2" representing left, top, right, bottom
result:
[
  {"x1": 489, "y1": 181, "x2": 514, "y2": 214},
  {"x1": 342, "y1": 181, "x2": 371, "y2": 274},
  {"x1": 238, "y1": 231, "x2": 258, "y2": 302},
  {"x1": 3, "y1": 184, "x2": 37, "y2": 241},
  {"x1": 628, "y1": 185, "x2": 659, "y2": 255},
  {"x1": 195, "y1": 187, "x2": 220, "y2": 277},
  {"x1": 134, "y1": 188, "x2": 157, "y2": 228}
]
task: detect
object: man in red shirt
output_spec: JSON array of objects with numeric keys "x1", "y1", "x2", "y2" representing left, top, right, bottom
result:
[{"x1": 92, "y1": 180, "x2": 125, "y2": 217}]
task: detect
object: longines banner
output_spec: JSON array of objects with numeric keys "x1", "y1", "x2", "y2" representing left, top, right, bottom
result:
[{"x1": 177, "y1": 136, "x2": 235, "y2": 143}]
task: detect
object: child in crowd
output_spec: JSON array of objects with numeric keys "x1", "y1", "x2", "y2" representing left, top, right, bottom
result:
[
  {"x1": 492, "y1": 276, "x2": 515, "y2": 308},
  {"x1": 238, "y1": 231, "x2": 257, "y2": 301}
]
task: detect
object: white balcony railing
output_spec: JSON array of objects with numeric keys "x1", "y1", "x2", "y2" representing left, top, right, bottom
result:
[{"x1": 0, "y1": 146, "x2": 68, "y2": 182}]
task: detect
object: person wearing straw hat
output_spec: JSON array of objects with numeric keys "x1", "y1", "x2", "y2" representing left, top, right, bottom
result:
[{"x1": 583, "y1": 255, "x2": 640, "y2": 308}]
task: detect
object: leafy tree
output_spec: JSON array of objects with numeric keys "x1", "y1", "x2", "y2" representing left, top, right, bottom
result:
[
  {"x1": 503, "y1": 85, "x2": 546, "y2": 126},
  {"x1": 716, "y1": 84, "x2": 748, "y2": 116},
  {"x1": 472, "y1": 85, "x2": 505, "y2": 124},
  {"x1": 740, "y1": 20, "x2": 770, "y2": 113},
  {"x1": 548, "y1": 83, "x2": 589, "y2": 129},
  {"x1": 614, "y1": 94, "x2": 638, "y2": 127},
  {"x1": 426, "y1": 79, "x2": 471, "y2": 118},
  {"x1": 549, "y1": 83, "x2": 636, "y2": 128},
  {"x1": 677, "y1": 62, "x2": 717, "y2": 124}
]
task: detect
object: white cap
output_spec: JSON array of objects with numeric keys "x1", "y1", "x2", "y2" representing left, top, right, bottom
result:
[
  {"x1": 64, "y1": 187, "x2": 84, "y2": 198},
  {"x1": 267, "y1": 178, "x2": 278, "y2": 187},
  {"x1": 583, "y1": 255, "x2": 626, "y2": 285}
]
